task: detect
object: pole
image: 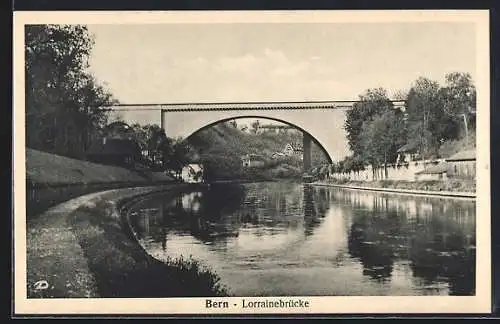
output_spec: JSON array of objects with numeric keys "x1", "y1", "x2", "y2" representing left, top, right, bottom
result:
[
  {"x1": 303, "y1": 133, "x2": 312, "y2": 172},
  {"x1": 160, "y1": 108, "x2": 165, "y2": 135},
  {"x1": 462, "y1": 113, "x2": 469, "y2": 143}
]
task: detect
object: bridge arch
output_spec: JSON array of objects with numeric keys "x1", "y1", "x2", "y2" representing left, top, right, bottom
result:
[
  {"x1": 102, "y1": 100, "x2": 406, "y2": 172},
  {"x1": 182, "y1": 115, "x2": 333, "y2": 166},
  {"x1": 102, "y1": 100, "x2": 392, "y2": 169}
]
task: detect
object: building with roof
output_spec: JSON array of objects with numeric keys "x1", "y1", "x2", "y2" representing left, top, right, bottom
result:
[
  {"x1": 271, "y1": 143, "x2": 304, "y2": 160},
  {"x1": 86, "y1": 121, "x2": 142, "y2": 168},
  {"x1": 283, "y1": 143, "x2": 303, "y2": 157},
  {"x1": 415, "y1": 162, "x2": 448, "y2": 181},
  {"x1": 86, "y1": 138, "x2": 142, "y2": 167},
  {"x1": 445, "y1": 149, "x2": 476, "y2": 180},
  {"x1": 396, "y1": 142, "x2": 420, "y2": 163},
  {"x1": 242, "y1": 154, "x2": 266, "y2": 168}
]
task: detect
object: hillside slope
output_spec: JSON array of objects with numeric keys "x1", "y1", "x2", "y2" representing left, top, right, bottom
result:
[
  {"x1": 187, "y1": 123, "x2": 329, "y2": 180},
  {"x1": 26, "y1": 148, "x2": 172, "y2": 185}
]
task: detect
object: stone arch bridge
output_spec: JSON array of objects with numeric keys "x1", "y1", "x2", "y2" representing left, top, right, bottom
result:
[{"x1": 101, "y1": 100, "x2": 405, "y2": 171}]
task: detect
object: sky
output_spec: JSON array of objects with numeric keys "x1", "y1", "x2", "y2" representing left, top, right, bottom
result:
[{"x1": 85, "y1": 22, "x2": 476, "y2": 158}]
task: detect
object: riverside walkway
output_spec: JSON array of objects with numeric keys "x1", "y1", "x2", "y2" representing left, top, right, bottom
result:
[{"x1": 312, "y1": 181, "x2": 476, "y2": 199}]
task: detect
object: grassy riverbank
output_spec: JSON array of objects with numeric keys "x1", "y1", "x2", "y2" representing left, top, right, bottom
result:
[
  {"x1": 27, "y1": 187, "x2": 229, "y2": 298},
  {"x1": 320, "y1": 179, "x2": 476, "y2": 193},
  {"x1": 321, "y1": 180, "x2": 476, "y2": 193},
  {"x1": 26, "y1": 148, "x2": 173, "y2": 185},
  {"x1": 26, "y1": 148, "x2": 176, "y2": 217}
]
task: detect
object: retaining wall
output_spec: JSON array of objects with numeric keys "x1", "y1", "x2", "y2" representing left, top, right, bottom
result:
[
  {"x1": 330, "y1": 159, "x2": 444, "y2": 182},
  {"x1": 26, "y1": 180, "x2": 176, "y2": 218}
]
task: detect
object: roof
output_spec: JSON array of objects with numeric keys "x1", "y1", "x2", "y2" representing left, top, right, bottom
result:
[
  {"x1": 184, "y1": 164, "x2": 203, "y2": 172},
  {"x1": 86, "y1": 138, "x2": 141, "y2": 156},
  {"x1": 415, "y1": 163, "x2": 448, "y2": 175},
  {"x1": 397, "y1": 142, "x2": 419, "y2": 153},
  {"x1": 103, "y1": 121, "x2": 134, "y2": 135},
  {"x1": 285, "y1": 143, "x2": 303, "y2": 150},
  {"x1": 445, "y1": 149, "x2": 476, "y2": 162}
]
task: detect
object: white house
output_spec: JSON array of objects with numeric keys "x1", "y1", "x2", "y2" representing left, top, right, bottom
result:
[
  {"x1": 181, "y1": 164, "x2": 204, "y2": 183},
  {"x1": 396, "y1": 143, "x2": 420, "y2": 163},
  {"x1": 241, "y1": 154, "x2": 266, "y2": 167},
  {"x1": 271, "y1": 143, "x2": 303, "y2": 160},
  {"x1": 283, "y1": 143, "x2": 303, "y2": 157}
]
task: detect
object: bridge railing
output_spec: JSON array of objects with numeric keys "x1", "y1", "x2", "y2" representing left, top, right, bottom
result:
[{"x1": 98, "y1": 100, "x2": 407, "y2": 112}]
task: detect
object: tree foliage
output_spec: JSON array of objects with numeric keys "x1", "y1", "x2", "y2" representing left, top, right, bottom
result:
[
  {"x1": 341, "y1": 72, "x2": 476, "y2": 176},
  {"x1": 129, "y1": 123, "x2": 169, "y2": 167},
  {"x1": 251, "y1": 120, "x2": 260, "y2": 134},
  {"x1": 25, "y1": 24, "x2": 117, "y2": 158},
  {"x1": 441, "y1": 72, "x2": 477, "y2": 137},
  {"x1": 359, "y1": 110, "x2": 406, "y2": 175},
  {"x1": 162, "y1": 138, "x2": 192, "y2": 175},
  {"x1": 405, "y1": 77, "x2": 457, "y2": 158},
  {"x1": 344, "y1": 88, "x2": 394, "y2": 157},
  {"x1": 127, "y1": 123, "x2": 193, "y2": 176}
]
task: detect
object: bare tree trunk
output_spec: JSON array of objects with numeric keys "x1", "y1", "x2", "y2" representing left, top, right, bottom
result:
[
  {"x1": 462, "y1": 113, "x2": 469, "y2": 143},
  {"x1": 384, "y1": 151, "x2": 388, "y2": 179}
]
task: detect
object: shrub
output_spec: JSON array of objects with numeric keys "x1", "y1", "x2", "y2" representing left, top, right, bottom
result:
[{"x1": 164, "y1": 255, "x2": 230, "y2": 296}]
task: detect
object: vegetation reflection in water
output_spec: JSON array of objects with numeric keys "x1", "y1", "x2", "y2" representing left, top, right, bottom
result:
[{"x1": 128, "y1": 182, "x2": 475, "y2": 296}]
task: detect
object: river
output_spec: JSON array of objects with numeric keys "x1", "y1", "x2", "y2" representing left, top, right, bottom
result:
[{"x1": 127, "y1": 181, "x2": 476, "y2": 296}]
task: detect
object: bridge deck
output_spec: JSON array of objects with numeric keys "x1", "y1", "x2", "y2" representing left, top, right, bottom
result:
[{"x1": 101, "y1": 100, "x2": 406, "y2": 112}]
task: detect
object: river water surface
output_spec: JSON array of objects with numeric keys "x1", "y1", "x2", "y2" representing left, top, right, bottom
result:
[{"x1": 128, "y1": 182, "x2": 476, "y2": 296}]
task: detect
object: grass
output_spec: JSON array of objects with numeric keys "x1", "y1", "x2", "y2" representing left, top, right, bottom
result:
[
  {"x1": 26, "y1": 148, "x2": 172, "y2": 186},
  {"x1": 439, "y1": 133, "x2": 476, "y2": 158},
  {"x1": 25, "y1": 148, "x2": 174, "y2": 217},
  {"x1": 163, "y1": 255, "x2": 230, "y2": 297}
]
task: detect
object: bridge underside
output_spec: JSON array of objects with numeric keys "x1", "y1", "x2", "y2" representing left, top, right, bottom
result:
[{"x1": 161, "y1": 109, "x2": 338, "y2": 172}]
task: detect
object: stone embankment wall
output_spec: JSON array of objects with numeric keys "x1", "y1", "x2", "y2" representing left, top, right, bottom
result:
[{"x1": 329, "y1": 159, "x2": 444, "y2": 182}]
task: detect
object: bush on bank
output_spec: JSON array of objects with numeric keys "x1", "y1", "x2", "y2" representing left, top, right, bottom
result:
[{"x1": 164, "y1": 255, "x2": 229, "y2": 296}]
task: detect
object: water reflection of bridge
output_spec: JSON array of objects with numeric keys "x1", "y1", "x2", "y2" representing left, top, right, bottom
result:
[{"x1": 132, "y1": 183, "x2": 334, "y2": 248}]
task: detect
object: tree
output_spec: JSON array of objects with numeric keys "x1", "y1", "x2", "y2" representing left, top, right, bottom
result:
[
  {"x1": 161, "y1": 137, "x2": 191, "y2": 177},
  {"x1": 405, "y1": 77, "x2": 448, "y2": 159},
  {"x1": 25, "y1": 24, "x2": 117, "y2": 158},
  {"x1": 128, "y1": 123, "x2": 167, "y2": 167},
  {"x1": 441, "y1": 72, "x2": 476, "y2": 141},
  {"x1": 344, "y1": 88, "x2": 394, "y2": 158},
  {"x1": 251, "y1": 120, "x2": 260, "y2": 134},
  {"x1": 145, "y1": 125, "x2": 167, "y2": 165},
  {"x1": 359, "y1": 110, "x2": 406, "y2": 178},
  {"x1": 340, "y1": 155, "x2": 365, "y2": 174}
]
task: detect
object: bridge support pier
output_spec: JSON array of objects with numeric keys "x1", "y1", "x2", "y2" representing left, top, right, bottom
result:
[
  {"x1": 160, "y1": 109, "x2": 165, "y2": 134},
  {"x1": 303, "y1": 133, "x2": 312, "y2": 172}
]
